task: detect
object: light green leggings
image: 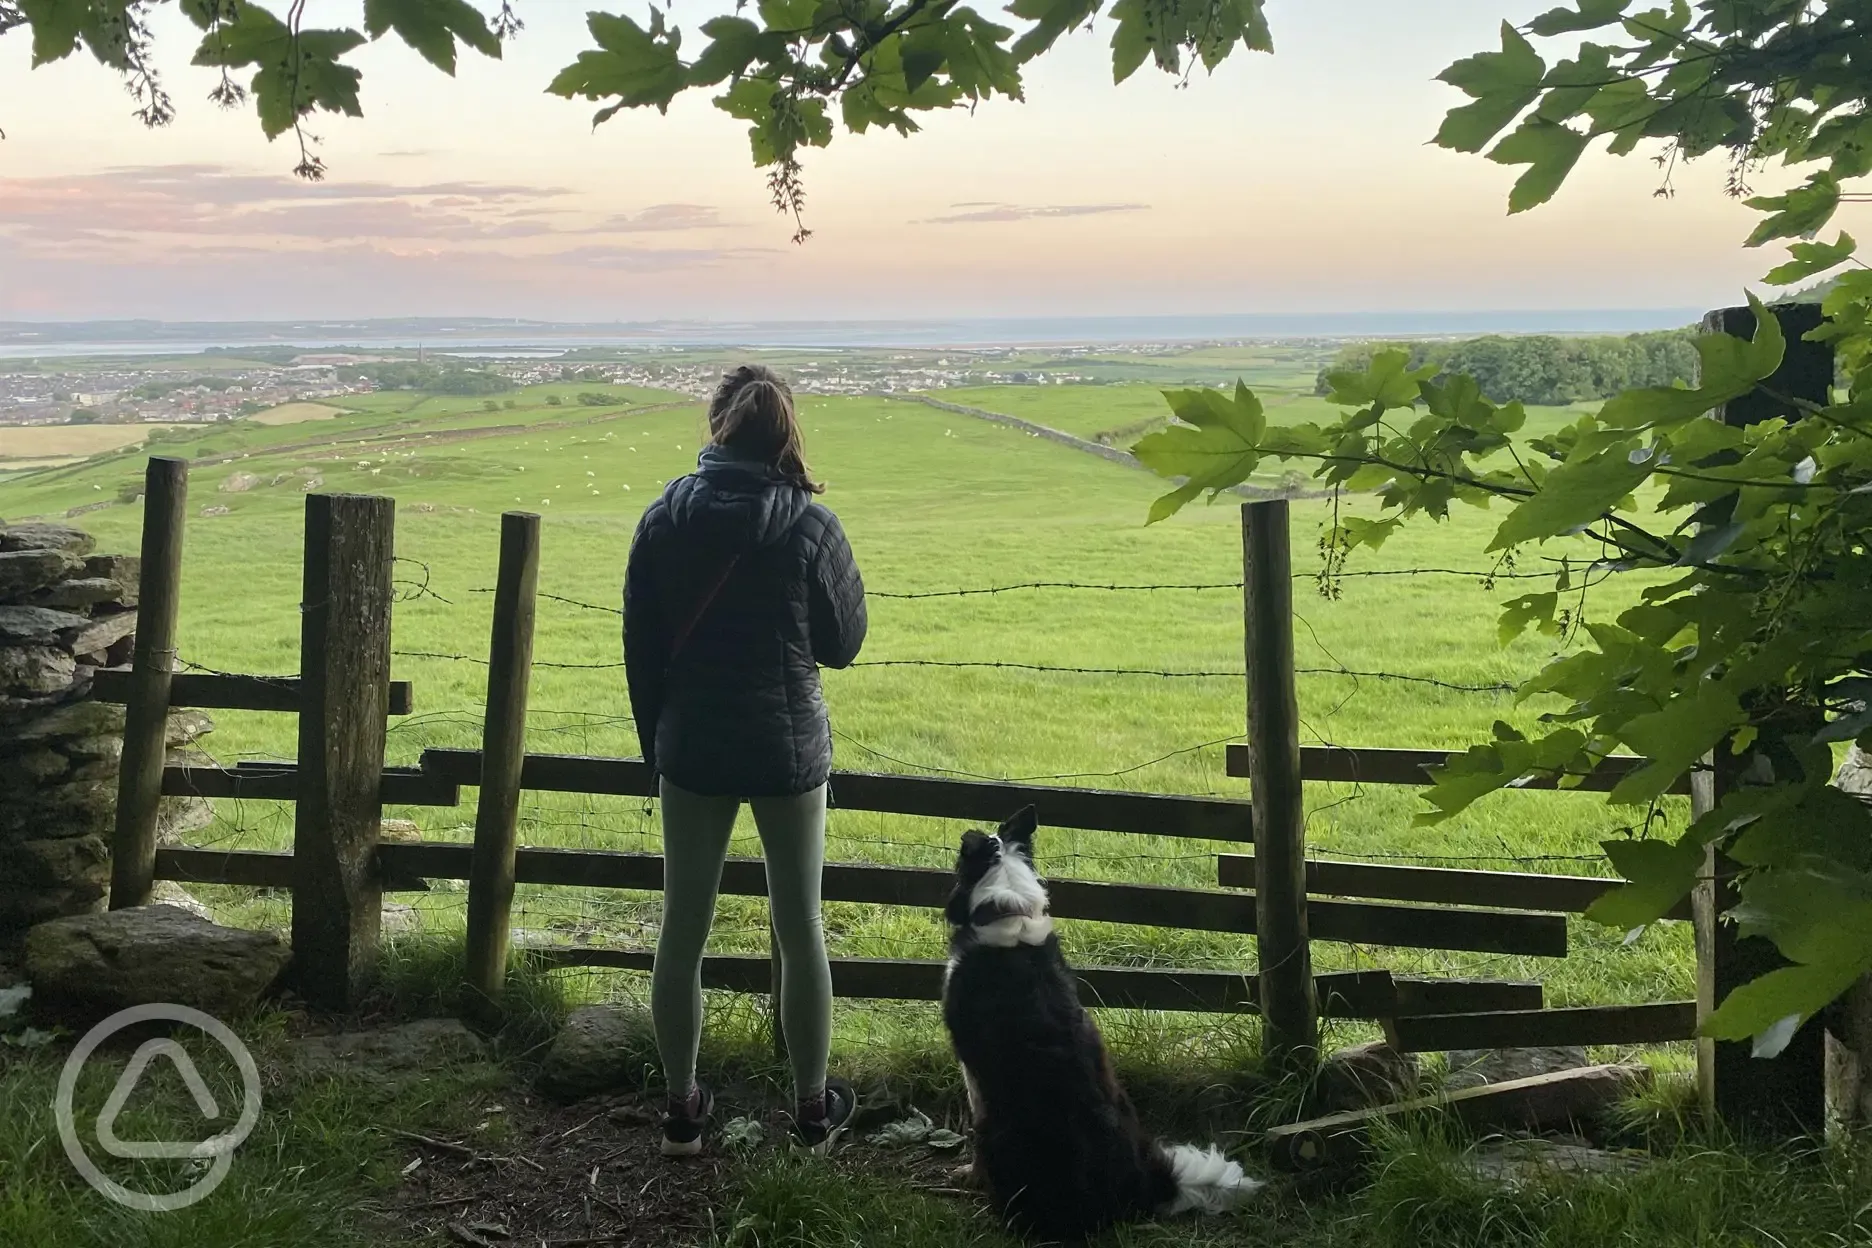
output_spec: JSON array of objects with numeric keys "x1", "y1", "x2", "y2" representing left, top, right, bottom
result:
[{"x1": 651, "y1": 778, "x2": 832, "y2": 1103}]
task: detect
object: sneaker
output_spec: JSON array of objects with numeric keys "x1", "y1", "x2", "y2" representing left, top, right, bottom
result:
[
  {"x1": 660, "y1": 1083, "x2": 714, "y2": 1157},
  {"x1": 791, "y1": 1078, "x2": 856, "y2": 1155}
]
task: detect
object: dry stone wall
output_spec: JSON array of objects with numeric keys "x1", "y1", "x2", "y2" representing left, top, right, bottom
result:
[{"x1": 0, "y1": 520, "x2": 213, "y2": 945}]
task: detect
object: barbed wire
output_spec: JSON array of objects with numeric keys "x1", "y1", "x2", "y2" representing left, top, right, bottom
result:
[
  {"x1": 466, "y1": 565, "x2": 1569, "y2": 617},
  {"x1": 389, "y1": 647, "x2": 1519, "y2": 694}
]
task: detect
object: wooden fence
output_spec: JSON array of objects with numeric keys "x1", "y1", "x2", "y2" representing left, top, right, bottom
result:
[
  {"x1": 99, "y1": 306, "x2": 1833, "y2": 1135},
  {"x1": 98, "y1": 460, "x2": 1676, "y2": 1049}
]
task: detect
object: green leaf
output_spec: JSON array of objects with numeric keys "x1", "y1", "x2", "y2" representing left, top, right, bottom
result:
[
  {"x1": 1134, "y1": 384, "x2": 1268, "y2": 523},
  {"x1": 1487, "y1": 118, "x2": 1590, "y2": 213},
  {"x1": 362, "y1": 0, "x2": 500, "y2": 75},
  {"x1": 1326, "y1": 350, "x2": 1434, "y2": 409},
  {"x1": 548, "y1": 11, "x2": 686, "y2": 118},
  {"x1": 1107, "y1": 0, "x2": 1154, "y2": 83},
  {"x1": 1527, "y1": 0, "x2": 1631, "y2": 35},
  {"x1": 1497, "y1": 591, "x2": 1559, "y2": 645},
  {"x1": 942, "y1": 8, "x2": 1022, "y2": 100},
  {"x1": 1745, "y1": 172, "x2": 1841, "y2": 247},
  {"x1": 17, "y1": 0, "x2": 87, "y2": 65},
  {"x1": 1702, "y1": 959, "x2": 1870, "y2": 1052},
  {"x1": 1585, "y1": 836, "x2": 1701, "y2": 929},
  {"x1": 758, "y1": 0, "x2": 818, "y2": 31},
  {"x1": 1487, "y1": 441, "x2": 1649, "y2": 551},
  {"x1": 1764, "y1": 231, "x2": 1856, "y2": 286},
  {"x1": 1418, "y1": 729, "x2": 1587, "y2": 823},
  {"x1": 686, "y1": 16, "x2": 773, "y2": 86},
  {"x1": 194, "y1": 7, "x2": 368, "y2": 140},
  {"x1": 1434, "y1": 22, "x2": 1544, "y2": 154},
  {"x1": 1609, "y1": 682, "x2": 1746, "y2": 804},
  {"x1": 1009, "y1": 0, "x2": 1100, "y2": 62}
]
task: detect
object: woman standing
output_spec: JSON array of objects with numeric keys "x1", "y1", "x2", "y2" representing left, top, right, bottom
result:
[{"x1": 624, "y1": 364, "x2": 867, "y2": 1156}]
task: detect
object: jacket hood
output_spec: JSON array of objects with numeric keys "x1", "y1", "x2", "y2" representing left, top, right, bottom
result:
[{"x1": 662, "y1": 445, "x2": 810, "y2": 550}]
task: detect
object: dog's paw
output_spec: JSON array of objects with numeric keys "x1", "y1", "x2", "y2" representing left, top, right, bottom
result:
[{"x1": 949, "y1": 1161, "x2": 977, "y2": 1188}]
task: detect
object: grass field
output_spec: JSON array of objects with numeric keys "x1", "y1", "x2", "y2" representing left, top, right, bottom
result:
[
  {"x1": 0, "y1": 372, "x2": 1851, "y2": 1247},
  {"x1": 0, "y1": 379, "x2": 1689, "y2": 1018},
  {"x1": 248, "y1": 402, "x2": 346, "y2": 425},
  {"x1": 0, "y1": 422, "x2": 201, "y2": 466}
]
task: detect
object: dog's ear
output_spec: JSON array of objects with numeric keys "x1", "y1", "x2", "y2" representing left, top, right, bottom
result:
[{"x1": 999, "y1": 805, "x2": 1038, "y2": 848}]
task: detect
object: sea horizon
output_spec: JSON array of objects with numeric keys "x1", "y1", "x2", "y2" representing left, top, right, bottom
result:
[{"x1": 0, "y1": 308, "x2": 1708, "y2": 359}]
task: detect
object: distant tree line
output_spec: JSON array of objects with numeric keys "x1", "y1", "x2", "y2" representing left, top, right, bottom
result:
[
  {"x1": 1314, "y1": 329, "x2": 1700, "y2": 407},
  {"x1": 341, "y1": 363, "x2": 511, "y2": 395}
]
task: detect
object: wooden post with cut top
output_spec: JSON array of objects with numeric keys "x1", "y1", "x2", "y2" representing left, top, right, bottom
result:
[
  {"x1": 1696, "y1": 301, "x2": 1831, "y2": 1135},
  {"x1": 109, "y1": 457, "x2": 188, "y2": 910},
  {"x1": 1243, "y1": 499, "x2": 1317, "y2": 1068},
  {"x1": 465, "y1": 512, "x2": 542, "y2": 1010},
  {"x1": 292, "y1": 492, "x2": 396, "y2": 1011}
]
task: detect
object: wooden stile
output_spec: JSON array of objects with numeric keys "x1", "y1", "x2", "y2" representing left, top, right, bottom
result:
[
  {"x1": 91, "y1": 668, "x2": 413, "y2": 715},
  {"x1": 464, "y1": 513, "x2": 541, "y2": 1007},
  {"x1": 291, "y1": 493, "x2": 396, "y2": 1011},
  {"x1": 417, "y1": 747, "x2": 1253, "y2": 841},
  {"x1": 1243, "y1": 500, "x2": 1317, "y2": 1066},
  {"x1": 110, "y1": 457, "x2": 188, "y2": 910},
  {"x1": 1217, "y1": 853, "x2": 1693, "y2": 922},
  {"x1": 1226, "y1": 743, "x2": 1692, "y2": 795}
]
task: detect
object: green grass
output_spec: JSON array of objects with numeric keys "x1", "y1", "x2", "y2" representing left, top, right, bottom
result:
[
  {"x1": 0, "y1": 382, "x2": 1694, "y2": 1031},
  {"x1": 0, "y1": 1009, "x2": 506, "y2": 1247},
  {"x1": 709, "y1": 1124, "x2": 1872, "y2": 1248}
]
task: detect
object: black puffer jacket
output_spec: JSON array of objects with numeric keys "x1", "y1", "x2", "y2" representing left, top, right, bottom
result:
[{"x1": 623, "y1": 447, "x2": 866, "y2": 798}]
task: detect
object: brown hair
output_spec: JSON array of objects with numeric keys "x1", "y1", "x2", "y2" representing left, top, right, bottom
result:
[{"x1": 706, "y1": 363, "x2": 823, "y2": 494}]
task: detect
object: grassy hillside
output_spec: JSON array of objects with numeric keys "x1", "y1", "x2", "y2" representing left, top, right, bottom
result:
[{"x1": 0, "y1": 383, "x2": 1691, "y2": 1049}]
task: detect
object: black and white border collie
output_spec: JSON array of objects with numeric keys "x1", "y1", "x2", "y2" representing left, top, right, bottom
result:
[{"x1": 940, "y1": 806, "x2": 1260, "y2": 1242}]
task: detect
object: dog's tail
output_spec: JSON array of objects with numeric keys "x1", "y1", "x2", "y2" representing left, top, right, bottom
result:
[{"x1": 1157, "y1": 1143, "x2": 1263, "y2": 1217}]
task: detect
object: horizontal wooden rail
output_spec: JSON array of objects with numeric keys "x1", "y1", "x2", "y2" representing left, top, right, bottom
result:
[
  {"x1": 158, "y1": 764, "x2": 459, "y2": 807},
  {"x1": 1225, "y1": 743, "x2": 1692, "y2": 796},
  {"x1": 1217, "y1": 855, "x2": 1692, "y2": 923},
  {"x1": 1387, "y1": 1002, "x2": 1698, "y2": 1052},
  {"x1": 520, "y1": 949, "x2": 1398, "y2": 1015},
  {"x1": 157, "y1": 839, "x2": 1564, "y2": 956},
  {"x1": 92, "y1": 668, "x2": 415, "y2": 715},
  {"x1": 418, "y1": 748, "x2": 1255, "y2": 842},
  {"x1": 153, "y1": 847, "x2": 1544, "y2": 1014}
]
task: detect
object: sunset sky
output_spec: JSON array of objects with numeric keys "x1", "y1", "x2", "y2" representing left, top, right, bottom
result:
[{"x1": 0, "y1": 0, "x2": 1822, "y2": 323}]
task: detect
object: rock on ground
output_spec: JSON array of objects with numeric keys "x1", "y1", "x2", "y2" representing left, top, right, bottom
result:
[
  {"x1": 25, "y1": 905, "x2": 291, "y2": 1020},
  {"x1": 0, "y1": 523, "x2": 96, "y2": 555},
  {"x1": 149, "y1": 880, "x2": 215, "y2": 921},
  {"x1": 541, "y1": 1004, "x2": 657, "y2": 1100},
  {"x1": 0, "y1": 550, "x2": 83, "y2": 598},
  {"x1": 1316, "y1": 1041, "x2": 1420, "y2": 1110},
  {"x1": 290, "y1": 1018, "x2": 488, "y2": 1089},
  {"x1": 0, "y1": 605, "x2": 91, "y2": 646},
  {"x1": 1464, "y1": 1136, "x2": 1648, "y2": 1189},
  {"x1": 1445, "y1": 1046, "x2": 1590, "y2": 1091},
  {"x1": 0, "y1": 646, "x2": 77, "y2": 696},
  {"x1": 379, "y1": 817, "x2": 422, "y2": 843}
]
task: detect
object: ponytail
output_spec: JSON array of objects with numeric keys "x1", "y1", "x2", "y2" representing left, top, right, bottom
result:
[{"x1": 707, "y1": 364, "x2": 823, "y2": 494}]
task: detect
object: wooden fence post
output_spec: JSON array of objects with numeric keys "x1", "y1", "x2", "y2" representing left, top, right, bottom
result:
[
  {"x1": 1243, "y1": 499, "x2": 1317, "y2": 1069},
  {"x1": 109, "y1": 457, "x2": 188, "y2": 910},
  {"x1": 465, "y1": 512, "x2": 541, "y2": 1009},
  {"x1": 293, "y1": 493, "x2": 396, "y2": 1011},
  {"x1": 1695, "y1": 302, "x2": 1831, "y2": 1134}
]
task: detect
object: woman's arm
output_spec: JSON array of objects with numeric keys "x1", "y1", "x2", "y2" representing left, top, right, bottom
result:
[
  {"x1": 623, "y1": 509, "x2": 668, "y2": 767},
  {"x1": 808, "y1": 511, "x2": 867, "y2": 669}
]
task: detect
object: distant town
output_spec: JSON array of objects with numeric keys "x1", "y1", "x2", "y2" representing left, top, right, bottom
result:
[{"x1": 0, "y1": 345, "x2": 1117, "y2": 428}]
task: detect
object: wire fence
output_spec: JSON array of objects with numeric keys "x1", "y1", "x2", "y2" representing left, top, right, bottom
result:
[{"x1": 165, "y1": 552, "x2": 1666, "y2": 1008}]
